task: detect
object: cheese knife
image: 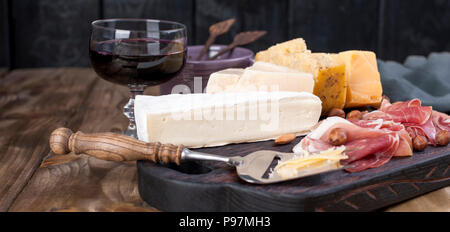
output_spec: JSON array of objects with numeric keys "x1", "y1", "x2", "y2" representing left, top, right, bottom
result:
[{"x1": 49, "y1": 128, "x2": 344, "y2": 184}]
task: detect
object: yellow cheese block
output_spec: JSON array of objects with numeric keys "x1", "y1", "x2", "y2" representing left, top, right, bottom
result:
[
  {"x1": 265, "y1": 38, "x2": 309, "y2": 56},
  {"x1": 255, "y1": 48, "x2": 347, "y2": 114},
  {"x1": 337, "y1": 51, "x2": 383, "y2": 108},
  {"x1": 254, "y1": 38, "x2": 310, "y2": 65},
  {"x1": 254, "y1": 39, "x2": 383, "y2": 112},
  {"x1": 313, "y1": 64, "x2": 347, "y2": 114}
]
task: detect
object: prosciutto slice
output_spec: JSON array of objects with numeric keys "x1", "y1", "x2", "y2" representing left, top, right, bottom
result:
[
  {"x1": 431, "y1": 111, "x2": 450, "y2": 132},
  {"x1": 363, "y1": 99, "x2": 450, "y2": 145},
  {"x1": 293, "y1": 117, "x2": 412, "y2": 172}
]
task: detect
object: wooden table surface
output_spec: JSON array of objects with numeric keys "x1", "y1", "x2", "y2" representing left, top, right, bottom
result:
[{"x1": 0, "y1": 67, "x2": 448, "y2": 212}]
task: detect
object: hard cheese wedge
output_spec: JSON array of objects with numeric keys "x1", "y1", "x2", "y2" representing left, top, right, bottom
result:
[
  {"x1": 254, "y1": 38, "x2": 310, "y2": 61},
  {"x1": 134, "y1": 92, "x2": 322, "y2": 148},
  {"x1": 336, "y1": 51, "x2": 383, "y2": 108},
  {"x1": 255, "y1": 46, "x2": 347, "y2": 114}
]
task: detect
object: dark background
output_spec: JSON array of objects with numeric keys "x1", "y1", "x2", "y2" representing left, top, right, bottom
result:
[{"x1": 0, "y1": 0, "x2": 450, "y2": 69}]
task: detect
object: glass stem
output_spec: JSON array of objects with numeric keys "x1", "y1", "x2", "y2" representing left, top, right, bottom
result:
[{"x1": 124, "y1": 84, "x2": 145, "y2": 138}]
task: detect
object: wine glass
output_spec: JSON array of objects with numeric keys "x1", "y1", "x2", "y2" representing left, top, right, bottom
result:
[{"x1": 89, "y1": 19, "x2": 187, "y2": 138}]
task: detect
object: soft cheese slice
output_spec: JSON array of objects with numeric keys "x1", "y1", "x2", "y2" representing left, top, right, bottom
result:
[
  {"x1": 247, "y1": 61, "x2": 300, "y2": 73},
  {"x1": 206, "y1": 67, "x2": 314, "y2": 94},
  {"x1": 336, "y1": 51, "x2": 383, "y2": 108},
  {"x1": 135, "y1": 92, "x2": 322, "y2": 148},
  {"x1": 205, "y1": 68, "x2": 244, "y2": 94},
  {"x1": 234, "y1": 69, "x2": 314, "y2": 93}
]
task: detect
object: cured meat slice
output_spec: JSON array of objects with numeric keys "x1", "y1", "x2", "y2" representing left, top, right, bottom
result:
[
  {"x1": 363, "y1": 98, "x2": 449, "y2": 145},
  {"x1": 432, "y1": 111, "x2": 450, "y2": 132},
  {"x1": 352, "y1": 119, "x2": 412, "y2": 157},
  {"x1": 341, "y1": 135, "x2": 394, "y2": 164},
  {"x1": 293, "y1": 117, "x2": 411, "y2": 172},
  {"x1": 380, "y1": 99, "x2": 432, "y2": 125},
  {"x1": 344, "y1": 151, "x2": 394, "y2": 173}
]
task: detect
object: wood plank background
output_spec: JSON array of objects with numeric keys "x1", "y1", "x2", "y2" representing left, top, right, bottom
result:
[
  {"x1": 0, "y1": 0, "x2": 9, "y2": 68},
  {"x1": 0, "y1": 67, "x2": 448, "y2": 212},
  {"x1": 0, "y1": 0, "x2": 450, "y2": 69}
]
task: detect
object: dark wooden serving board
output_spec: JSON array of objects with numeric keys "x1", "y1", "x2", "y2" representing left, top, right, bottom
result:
[{"x1": 137, "y1": 137, "x2": 450, "y2": 212}]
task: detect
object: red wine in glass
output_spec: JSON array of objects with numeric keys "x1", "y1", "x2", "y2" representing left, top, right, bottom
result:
[
  {"x1": 90, "y1": 19, "x2": 187, "y2": 138},
  {"x1": 89, "y1": 38, "x2": 186, "y2": 86}
]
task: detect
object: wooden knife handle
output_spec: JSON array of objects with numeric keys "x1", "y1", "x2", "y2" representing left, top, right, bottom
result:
[
  {"x1": 208, "y1": 43, "x2": 235, "y2": 60},
  {"x1": 49, "y1": 128, "x2": 184, "y2": 164},
  {"x1": 196, "y1": 35, "x2": 217, "y2": 60}
]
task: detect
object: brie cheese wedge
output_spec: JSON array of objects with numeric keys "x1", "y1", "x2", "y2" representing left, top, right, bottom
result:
[{"x1": 135, "y1": 92, "x2": 322, "y2": 148}]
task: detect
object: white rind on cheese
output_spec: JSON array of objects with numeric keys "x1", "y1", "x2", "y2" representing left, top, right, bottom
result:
[{"x1": 135, "y1": 92, "x2": 322, "y2": 148}]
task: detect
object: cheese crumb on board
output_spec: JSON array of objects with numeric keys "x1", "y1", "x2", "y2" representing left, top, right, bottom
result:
[{"x1": 274, "y1": 147, "x2": 347, "y2": 179}]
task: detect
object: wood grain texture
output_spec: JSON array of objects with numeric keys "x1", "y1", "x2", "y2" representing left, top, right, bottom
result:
[
  {"x1": 0, "y1": 67, "x2": 448, "y2": 211},
  {"x1": 288, "y1": 0, "x2": 380, "y2": 53},
  {"x1": 0, "y1": 68, "x2": 7, "y2": 79},
  {"x1": 103, "y1": 0, "x2": 195, "y2": 45},
  {"x1": 195, "y1": 0, "x2": 240, "y2": 46},
  {"x1": 11, "y1": 0, "x2": 100, "y2": 68},
  {"x1": 5, "y1": 0, "x2": 450, "y2": 67},
  {"x1": 381, "y1": 0, "x2": 450, "y2": 61},
  {"x1": 386, "y1": 186, "x2": 450, "y2": 212},
  {"x1": 6, "y1": 68, "x2": 158, "y2": 212},
  {"x1": 9, "y1": 153, "x2": 157, "y2": 212},
  {"x1": 0, "y1": 68, "x2": 98, "y2": 211},
  {"x1": 237, "y1": 0, "x2": 288, "y2": 52},
  {"x1": 138, "y1": 138, "x2": 450, "y2": 211}
]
